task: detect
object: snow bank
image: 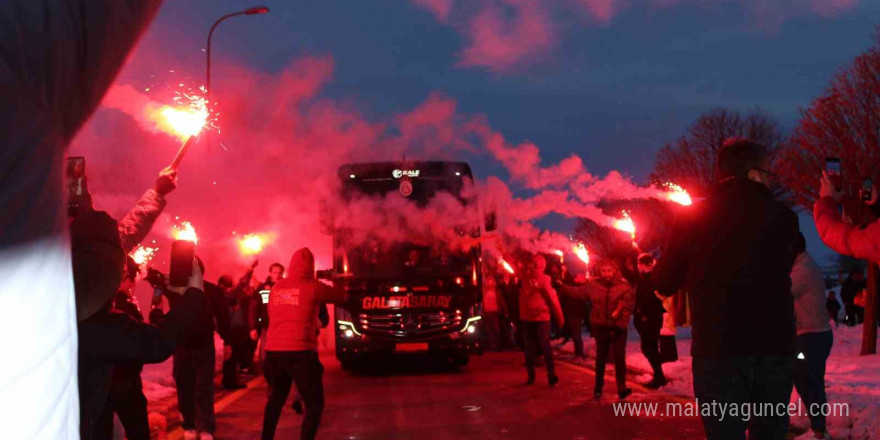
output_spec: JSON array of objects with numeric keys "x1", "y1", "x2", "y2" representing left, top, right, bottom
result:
[{"x1": 555, "y1": 323, "x2": 879, "y2": 440}]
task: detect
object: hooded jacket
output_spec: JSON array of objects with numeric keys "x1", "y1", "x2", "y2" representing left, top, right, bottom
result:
[
  {"x1": 265, "y1": 248, "x2": 346, "y2": 352},
  {"x1": 814, "y1": 197, "x2": 880, "y2": 263},
  {"x1": 519, "y1": 272, "x2": 564, "y2": 325},
  {"x1": 791, "y1": 252, "x2": 832, "y2": 335},
  {"x1": 562, "y1": 267, "x2": 635, "y2": 329}
]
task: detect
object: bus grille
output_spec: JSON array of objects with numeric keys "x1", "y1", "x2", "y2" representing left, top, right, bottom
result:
[{"x1": 359, "y1": 310, "x2": 463, "y2": 337}]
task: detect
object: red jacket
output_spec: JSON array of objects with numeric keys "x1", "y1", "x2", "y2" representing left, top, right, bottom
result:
[
  {"x1": 814, "y1": 197, "x2": 880, "y2": 263},
  {"x1": 519, "y1": 273, "x2": 564, "y2": 326},
  {"x1": 265, "y1": 248, "x2": 345, "y2": 352}
]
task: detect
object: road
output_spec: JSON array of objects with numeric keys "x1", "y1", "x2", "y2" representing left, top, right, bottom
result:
[{"x1": 209, "y1": 351, "x2": 705, "y2": 440}]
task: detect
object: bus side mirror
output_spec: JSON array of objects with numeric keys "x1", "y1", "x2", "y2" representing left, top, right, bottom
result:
[{"x1": 484, "y1": 210, "x2": 497, "y2": 232}]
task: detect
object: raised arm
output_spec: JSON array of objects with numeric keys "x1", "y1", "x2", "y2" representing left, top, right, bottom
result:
[{"x1": 814, "y1": 197, "x2": 880, "y2": 263}]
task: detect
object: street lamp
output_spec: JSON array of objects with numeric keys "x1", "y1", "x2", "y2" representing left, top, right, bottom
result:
[{"x1": 206, "y1": 5, "x2": 270, "y2": 100}]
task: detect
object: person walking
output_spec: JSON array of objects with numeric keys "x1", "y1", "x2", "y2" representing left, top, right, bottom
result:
[
  {"x1": 826, "y1": 291, "x2": 841, "y2": 326},
  {"x1": 654, "y1": 138, "x2": 801, "y2": 440},
  {"x1": 261, "y1": 248, "x2": 346, "y2": 440},
  {"x1": 791, "y1": 233, "x2": 834, "y2": 439},
  {"x1": 562, "y1": 259, "x2": 635, "y2": 400},
  {"x1": 519, "y1": 255, "x2": 564, "y2": 387},
  {"x1": 839, "y1": 271, "x2": 866, "y2": 326}
]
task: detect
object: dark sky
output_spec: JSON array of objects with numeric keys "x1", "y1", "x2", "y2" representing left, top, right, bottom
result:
[{"x1": 114, "y1": 0, "x2": 880, "y2": 265}]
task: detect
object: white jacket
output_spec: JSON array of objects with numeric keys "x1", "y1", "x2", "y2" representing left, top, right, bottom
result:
[
  {"x1": 0, "y1": 1, "x2": 161, "y2": 438},
  {"x1": 790, "y1": 252, "x2": 832, "y2": 336}
]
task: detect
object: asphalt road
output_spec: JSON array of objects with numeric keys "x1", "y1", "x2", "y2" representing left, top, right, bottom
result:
[{"x1": 209, "y1": 351, "x2": 705, "y2": 440}]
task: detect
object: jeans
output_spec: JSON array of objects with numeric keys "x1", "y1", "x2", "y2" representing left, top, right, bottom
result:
[
  {"x1": 794, "y1": 331, "x2": 833, "y2": 432},
  {"x1": 262, "y1": 351, "x2": 325, "y2": 440},
  {"x1": 692, "y1": 355, "x2": 793, "y2": 440},
  {"x1": 636, "y1": 318, "x2": 665, "y2": 380},
  {"x1": 223, "y1": 328, "x2": 251, "y2": 385},
  {"x1": 173, "y1": 344, "x2": 216, "y2": 434},
  {"x1": 523, "y1": 321, "x2": 555, "y2": 380},
  {"x1": 593, "y1": 326, "x2": 627, "y2": 393}
]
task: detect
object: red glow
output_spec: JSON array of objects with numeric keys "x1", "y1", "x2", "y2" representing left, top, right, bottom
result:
[
  {"x1": 665, "y1": 183, "x2": 693, "y2": 206},
  {"x1": 500, "y1": 259, "x2": 515, "y2": 275},
  {"x1": 573, "y1": 243, "x2": 589, "y2": 265},
  {"x1": 613, "y1": 211, "x2": 636, "y2": 240},
  {"x1": 171, "y1": 221, "x2": 198, "y2": 243},
  {"x1": 238, "y1": 233, "x2": 266, "y2": 255}
]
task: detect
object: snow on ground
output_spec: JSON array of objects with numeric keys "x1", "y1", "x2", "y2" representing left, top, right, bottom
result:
[{"x1": 555, "y1": 324, "x2": 880, "y2": 440}]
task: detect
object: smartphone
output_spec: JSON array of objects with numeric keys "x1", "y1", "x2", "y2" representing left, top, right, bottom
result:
[
  {"x1": 66, "y1": 157, "x2": 85, "y2": 216},
  {"x1": 260, "y1": 289, "x2": 271, "y2": 304},
  {"x1": 169, "y1": 240, "x2": 196, "y2": 287},
  {"x1": 825, "y1": 157, "x2": 841, "y2": 190},
  {"x1": 861, "y1": 177, "x2": 873, "y2": 202}
]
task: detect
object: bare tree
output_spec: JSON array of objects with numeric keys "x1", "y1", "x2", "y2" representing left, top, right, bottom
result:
[
  {"x1": 651, "y1": 108, "x2": 785, "y2": 198},
  {"x1": 775, "y1": 41, "x2": 880, "y2": 356}
]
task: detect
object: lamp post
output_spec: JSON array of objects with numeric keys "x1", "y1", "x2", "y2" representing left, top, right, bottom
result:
[{"x1": 206, "y1": 6, "x2": 269, "y2": 104}]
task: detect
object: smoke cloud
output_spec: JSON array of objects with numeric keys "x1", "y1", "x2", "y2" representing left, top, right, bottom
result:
[{"x1": 410, "y1": 0, "x2": 861, "y2": 72}]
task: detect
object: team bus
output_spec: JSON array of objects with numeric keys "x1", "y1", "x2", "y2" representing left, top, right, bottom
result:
[{"x1": 325, "y1": 161, "x2": 488, "y2": 369}]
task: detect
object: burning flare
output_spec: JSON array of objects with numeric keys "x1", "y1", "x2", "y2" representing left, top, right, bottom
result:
[
  {"x1": 129, "y1": 245, "x2": 157, "y2": 266},
  {"x1": 172, "y1": 221, "x2": 198, "y2": 243},
  {"x1": 499, "y1": 259, "x2": 515, "y2": 275},
  {"x1": 148, "y1": 86, "x2": 213, "y2": 142},
  {"x1": 613, "y1": 211, "x2": 636, "y2": 240},
  {"x1": 573, "y1": 243, "x2": 590, "y2": 265},
  {"x1": 552, "y1": 249, "x2": 564, "y2": 263},
  {"x1": 664, "y1": 183, "x2": 693, "y2": 206},
  {"x1": 238, "y1": 233, "x2": 266, "y2": 256}
]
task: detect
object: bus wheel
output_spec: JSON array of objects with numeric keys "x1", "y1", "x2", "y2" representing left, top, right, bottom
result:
[{"x1": 452, "y1": 354, "x2": 470, "y2": 367}]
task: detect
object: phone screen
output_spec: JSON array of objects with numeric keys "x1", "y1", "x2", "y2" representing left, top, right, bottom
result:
[
  {"x1": 66, "y1": 157, "x2": 85, "y2": 216},
  {"x1": 825, "y1": 158, "x2": 841, "y2": 175},
  {"x1": 260, "y1": 289, "x2": 270, "y2": 304},
  {"x1": 169, "y1": 240, "x2": 196, "y2": 287}
]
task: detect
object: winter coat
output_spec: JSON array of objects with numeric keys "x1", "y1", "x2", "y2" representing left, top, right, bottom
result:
[
  {"x1": 168, "y1": 281, "x2": 231, "y2": 349},
  {"x1": 791, "y1": 252, "x2": 832, "y2": 335},
  {"x1": 562, "y1": 272, "x2": 634, "y2": 330},
  {"x1": 519, "y1": 273, "x2": 564, "y2": 325},
  {"x1": 109, "y1": 292, "x2": 146, "y2": 393},
  {"x1": 265, "y1": 248, "x2": 346, "y2": 352},
  {"x1": 814, "y1": 196, "x2": 880, "y2": 264},
  {"x1": 632, "y1": 272, "x2": 665, "y2": 330},
  {"x1": 118, "y1": 189, "x2": 166, "y2": 254},
  {"x1": 654, "y1": 178, "x2": 800, "y2": 359},
  {"x1": 0, "y1": 2, "x2": 161, "y2": 438},
  {"x1": 250, "y1": 279, "x2": 274, "y2": 334},
  {"x1": 78, "y1": 288, "x2": 204, "y2": 440}
]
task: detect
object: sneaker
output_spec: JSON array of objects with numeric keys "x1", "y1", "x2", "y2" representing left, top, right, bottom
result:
[
  {"x1": 548, "y1": 375, "x2": 559, "y2": 387},
  {"x1": 593, "y1": 391, "x2": 602, "y2": 400},
  {"x1": 183, "y1": 430, "x2": 198, "y2": 440},
  {"x1": 291, "y1": 398, "x2": 304, "y2": 414},
  {"x1": 618, "y1": 388, "x2": 633, "y2": 400},
  {"x1": 526, "y1": 375, "x2": 536, "y2": 385}
]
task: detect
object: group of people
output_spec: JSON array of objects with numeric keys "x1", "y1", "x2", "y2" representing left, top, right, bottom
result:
[
  {"x1": 486, "y1": 139, "x2": 879, "y2": 440},
  {"x1": 482, "y1": 249, "x2": 670, "y2": 399},
  {"x1": 66, "y1": 163, "x2": 344, "y2": 440}
]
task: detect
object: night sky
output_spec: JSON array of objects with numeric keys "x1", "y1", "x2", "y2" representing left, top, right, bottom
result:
[{"x1": 89, "y1": 0, "x2": 880, "y2": 266}]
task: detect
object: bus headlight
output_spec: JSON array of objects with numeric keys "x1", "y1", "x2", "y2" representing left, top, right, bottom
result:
[
  {"x1": 337, "y1": 320, "x2": 361, "y2": 338},
  {"x1": 460, "y1": 316, "x2": 481, "y2": 334}
]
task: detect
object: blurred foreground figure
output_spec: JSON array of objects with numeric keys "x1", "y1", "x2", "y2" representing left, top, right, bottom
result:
[
  {"x1": 0, "y1": 1, "x2": 162, "y2": 438},
  {"x1": 261, "y1": 248, "x2": 346, "y2": 440},
  {"x1": 73, "y1": 211, "x2": 205, "y2": 440}
]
